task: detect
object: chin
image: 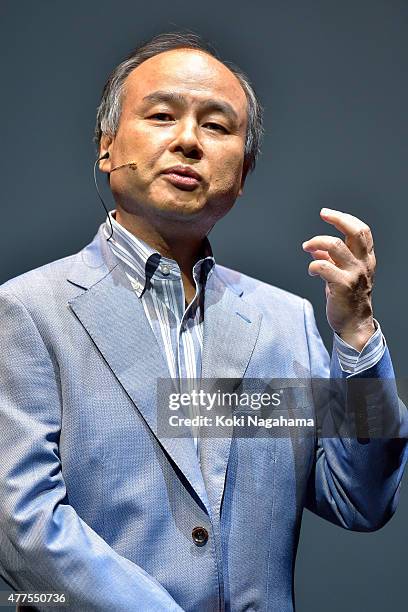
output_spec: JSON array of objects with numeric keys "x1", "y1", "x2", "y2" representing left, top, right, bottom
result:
[{"x1": 154, "y1": 197, "x2": 208, "y2": 217}]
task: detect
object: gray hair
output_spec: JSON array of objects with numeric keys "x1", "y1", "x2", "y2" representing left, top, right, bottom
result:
[{"x1": 94, "y1": 31, "x2": 264, "y2": 176}]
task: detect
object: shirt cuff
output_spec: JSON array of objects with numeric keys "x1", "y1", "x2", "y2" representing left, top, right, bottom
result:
[{"x1": 333, "y1": 318, "x2": 386, "y2": 374}]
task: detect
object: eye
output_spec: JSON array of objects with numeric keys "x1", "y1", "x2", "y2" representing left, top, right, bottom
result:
[
  {"x1": 203, "y1": 122, "x2": 228, "y2": 133},
  {"x1": 149, "y1": 113, "x2": 174, "y2": 121}
]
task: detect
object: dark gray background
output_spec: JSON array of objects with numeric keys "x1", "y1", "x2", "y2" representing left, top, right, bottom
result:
[{"x1": 1, "y1": 1, "x2": 407, "y2": 610}]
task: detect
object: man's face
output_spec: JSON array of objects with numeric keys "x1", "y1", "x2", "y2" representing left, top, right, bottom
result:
[{"x1": 100, "y1": 48, "x2": 248, "y2": 230}]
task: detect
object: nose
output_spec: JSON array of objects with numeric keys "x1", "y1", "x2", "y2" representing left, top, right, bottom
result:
[{"x1": 169, "y1": 118, "x2": 203, "y2": 161}]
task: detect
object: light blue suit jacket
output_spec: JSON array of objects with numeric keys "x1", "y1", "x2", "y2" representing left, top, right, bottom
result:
[{"x1": 0, "y1": 224, "x2": 407, "y2": 612}]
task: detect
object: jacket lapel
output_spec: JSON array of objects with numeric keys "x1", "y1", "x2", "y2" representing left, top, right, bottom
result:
[
  {"x1": 199, "y1": 270, "x2": 263, "y2": 519},
  {"x1": 67, "y1": 227, "x2": 212, "y2": 513}
]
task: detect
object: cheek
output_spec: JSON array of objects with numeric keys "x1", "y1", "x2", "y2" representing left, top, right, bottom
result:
[
  {"x1": 115, "y1": 123, "x2": 168, "y2": 166},
  {"x1": 211, "y1": 150, "x2": 244, "y2": 190}
]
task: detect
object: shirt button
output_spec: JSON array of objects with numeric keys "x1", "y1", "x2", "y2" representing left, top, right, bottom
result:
[
  {"x1": 191, "y1": 526, "x2": 209, "y2": 546},
  {"x1": 131, "y1": 280, "x2": 142, "y2": 292},
  {"x1": 160, "y1": 264, "x2": 171, "y2": 276}
]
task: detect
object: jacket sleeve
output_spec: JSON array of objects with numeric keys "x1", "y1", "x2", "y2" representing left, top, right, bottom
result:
[
  {"x1": 302, "y1": 298, "x2": 408, "y2": 531},
  {"x1": 0, "y1": 291, "x2": 184, "y2": 612}
]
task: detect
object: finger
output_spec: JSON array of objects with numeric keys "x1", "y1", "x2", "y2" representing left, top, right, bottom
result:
[
  {"x1": 309, "y1": 249, "x2": 335, "y2": 264},
  {"x1": 308, "y1": 259, "x2": 345, "y2": 283},
  {"x1": 303, "y1": 235, "x2": 355, "y2": 268},
  {"x1": 319, "y1": 208, "x2": 374, "y2": 258}
]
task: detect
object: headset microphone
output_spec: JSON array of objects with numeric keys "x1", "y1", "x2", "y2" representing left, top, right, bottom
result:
[
  {"x1": 110, "y1": 161, "x2": 138, "y2": 173},
  {"x1": 93, "y1": 152, "x2": 139, "y2": 241}
]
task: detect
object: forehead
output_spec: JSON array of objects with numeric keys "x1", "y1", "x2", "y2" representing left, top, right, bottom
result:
[{"x1": 122, "y1": 49, "x2": 248, "y2": 123}]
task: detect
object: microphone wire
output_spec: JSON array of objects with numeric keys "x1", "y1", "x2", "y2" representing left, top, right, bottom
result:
[{"x1": 93, "y1": 154, "x2": 113, "y2": 241}]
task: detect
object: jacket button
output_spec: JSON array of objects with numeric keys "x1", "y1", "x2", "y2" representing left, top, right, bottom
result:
[{"x1": 192, "y1": 526, "x2": 209, "y2": 546}]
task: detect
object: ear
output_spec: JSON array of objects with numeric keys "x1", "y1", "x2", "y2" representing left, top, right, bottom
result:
[
  {"x1": 98, "y1": 134, "x2": 114, "y2": 174},
  {"x1": 238, "y1": 161, "x2": 249, "y2": 197}
]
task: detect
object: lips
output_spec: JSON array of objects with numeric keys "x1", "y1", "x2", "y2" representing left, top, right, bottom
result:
[
  {"x1": 161, "y1": 165, "x2": 202, "y2": 190},
  {"x1": 162, "y1": 165, "x2": 202, "y2": 180}
]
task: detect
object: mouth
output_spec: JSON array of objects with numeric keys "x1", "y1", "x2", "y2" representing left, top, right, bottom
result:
[{"x1": 161, "y1": 165, "x2": 202, "y2": 191}]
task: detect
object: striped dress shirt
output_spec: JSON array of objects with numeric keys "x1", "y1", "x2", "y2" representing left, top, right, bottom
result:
[{"x1": 103, "y1": 209, "x2": 386, "y2": 456}]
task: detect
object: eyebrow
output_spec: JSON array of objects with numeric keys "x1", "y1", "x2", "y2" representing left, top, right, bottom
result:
[{"x1": 141, "y1": 90, "x2": 240, "y2": 125}]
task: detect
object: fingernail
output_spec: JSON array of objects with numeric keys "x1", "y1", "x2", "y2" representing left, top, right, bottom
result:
[{"x1": 320, "y1": 207, "x2": 333, "y2": 215}]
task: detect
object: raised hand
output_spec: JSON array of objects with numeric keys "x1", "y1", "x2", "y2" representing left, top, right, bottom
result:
[{"x1": 302, "y1": 208, "x2": 376, "y2": 351}]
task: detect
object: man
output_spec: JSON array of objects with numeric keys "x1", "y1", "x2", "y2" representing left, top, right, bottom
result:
[{"x1": 0, "y1": 31, "x2": 406, "y2": 612}]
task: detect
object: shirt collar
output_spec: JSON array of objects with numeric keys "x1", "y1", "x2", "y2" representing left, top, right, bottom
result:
[{"x1": 103, "y1": 210, "x2": 215, "y2": 298}]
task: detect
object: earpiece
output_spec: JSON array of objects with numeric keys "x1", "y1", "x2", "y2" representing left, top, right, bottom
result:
[{"x1": 98, "y1": 152, "x2": 109, "y2": 161}]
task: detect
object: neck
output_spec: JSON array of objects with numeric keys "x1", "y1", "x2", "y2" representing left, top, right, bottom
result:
[{"x1": 113, "y1": 207, "x2": 210, "y2": 286}]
